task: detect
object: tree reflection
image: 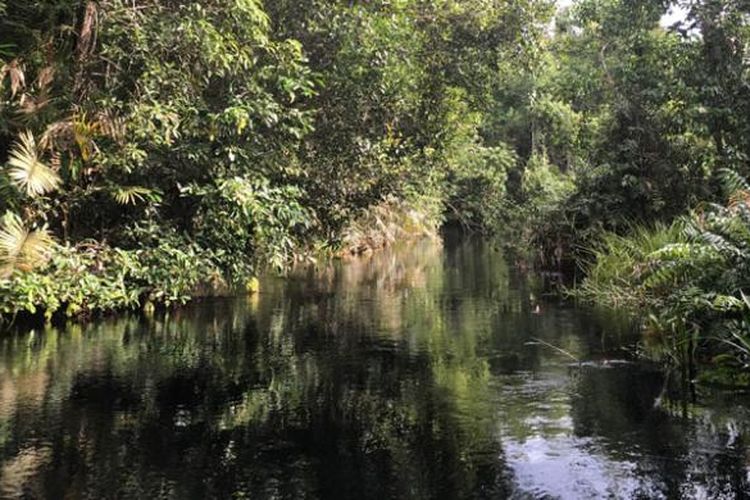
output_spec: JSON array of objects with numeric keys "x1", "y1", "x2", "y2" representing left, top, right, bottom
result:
[{"x1": 1, "y1": 235, "x2": 749, "y2": 498}]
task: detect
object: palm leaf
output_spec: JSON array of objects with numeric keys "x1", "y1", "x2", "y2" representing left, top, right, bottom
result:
[
  {"x1": 6, "y1": 131, "x2": 61, "y2": 196},
  {"x1": 0, "y1": 212, "x2": 54, "y2": 278},
  {"x1": 719, "y1": 168, "x2": 750, "y2": 197},
  {"x1": 111, "y1": 185, "x2": 161, "y2": 205}
]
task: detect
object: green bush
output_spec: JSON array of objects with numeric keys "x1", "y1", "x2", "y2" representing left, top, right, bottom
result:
[
  {"x1": 575, "y1": 222, "x2": 686, "y2": 310},
  {"x1": 0, "y1": 239, "x2": 220, "y2": 320},
  {"x1": 189, "y1": 176, "x2": 314, "y2": 277},
  {"x1": 446, "y1": 144, "x2": 516, "y2": 230},
  {"x1": 578, "y1": 170, "x2": 750, "y2": 372}
]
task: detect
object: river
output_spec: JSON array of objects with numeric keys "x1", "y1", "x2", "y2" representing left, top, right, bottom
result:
[{"x1": 1, "y1": 232, "x2": 749, "y2": 499}]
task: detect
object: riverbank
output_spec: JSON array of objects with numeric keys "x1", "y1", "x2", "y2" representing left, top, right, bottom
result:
[
  {"x1": 569, "y1": 171, "x2": 750, "y2": 386},
  {"x1": 0, "y1": 199, "x2": 440, "y2": 324}
]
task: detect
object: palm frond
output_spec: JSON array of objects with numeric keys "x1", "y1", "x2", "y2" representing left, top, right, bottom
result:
[
  {"x1": 0, "y1": 212, "x2": 54, "y2": 278},
  {"x1": 73, "y1": 113, "x2": 101, "y2": 161},
  {"x1": 111, "y1": 186, "x2": 161, "y2": 205},
  {"x1": 6, "y1": 131, "x2": 61, "y2": 196},
  {"x1": 96, "y1": 110, "x2": 126, "y2": 142},
  {"x1": 719, "y1": 168, "x2": 750, "y2": 197},
  {"x1": 698, "y1": 229, "x2": 743, "y2": 258},
  {"x1": 710, "y1": 217, "x2": 750, "y2": 251},
  {"x1": 40, "y1": 119, "x2": 74, "y2": 151}
]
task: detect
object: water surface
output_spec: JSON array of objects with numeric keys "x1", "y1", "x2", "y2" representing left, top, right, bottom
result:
[{"x1": 1, "y1": 234, "x2": 749, "y2": 499}]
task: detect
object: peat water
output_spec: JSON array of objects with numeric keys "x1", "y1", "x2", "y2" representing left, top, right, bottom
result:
[{"x1": 1, "y1": 233, "x2": 749, "y2": 499}]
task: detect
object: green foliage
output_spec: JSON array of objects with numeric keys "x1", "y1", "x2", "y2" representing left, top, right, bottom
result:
[
  {"x1": 579, "y1": 170, "x2": 750, "y2": 371},
  {"x1": 190, "y1": 176, "x2": 313, "y2": 276},
  {"x1": 0, "y1": 0, "x2": 547, "y2": 320},
  {"x1": 530, "y1": 95, "x2": 582, "y2": 170},
  {"x1": 522, "y1": 153, "x2": 576, "y2": 211},
  {"x1": 490, "y1": 0, "x2": 734, "y2": 268},
  {"x1": 1, "y1": 0, "x2": 748, "y2": 346},
  {"x1": 498, "y1": 152, "x2": 578, "y2": 267},
  {"x1": 0, "y1": 238, "x2": 219, "y2": 319},
  {"x1": 576, "y1": 222, "x2": 686, "y2": 310},
  {"x1": 446, "y1": 144, "x2": 516, "y2": 230}
]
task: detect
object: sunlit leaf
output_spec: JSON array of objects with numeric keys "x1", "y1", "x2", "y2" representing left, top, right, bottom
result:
[
  {"x1": 0, "y1": 212, "x2": 54, "y2": 278},
  {"x1": 111, "y1": 186, "x2": 161, "y2": 205},
  {"x1": 6, "y1": 131, "x2": 61, "y2": 196}
]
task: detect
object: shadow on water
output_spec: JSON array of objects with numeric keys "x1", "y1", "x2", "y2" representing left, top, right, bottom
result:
[{"x1": 1, "y1": 232, "x2": 749, "y2": 499}]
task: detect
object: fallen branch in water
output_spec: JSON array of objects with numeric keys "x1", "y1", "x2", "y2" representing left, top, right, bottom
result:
[{"x1": 525, "y1": 337, "x2": 581, "y2": 363}]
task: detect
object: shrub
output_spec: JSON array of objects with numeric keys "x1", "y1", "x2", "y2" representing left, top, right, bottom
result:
[
  {"x1": 446, "y1": 144, "x2": 516, "y2": 230},
  {"x1": 0, "y1": 239, "x2": 220, "y2": 320},
  {"x1": 578, "y1": 170, "x2": 750, "y2": 372}
]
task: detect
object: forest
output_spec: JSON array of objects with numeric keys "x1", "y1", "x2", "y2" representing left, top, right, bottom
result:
[{"x1": 1, "y1": 0, "x2": 750, "y2": 378}]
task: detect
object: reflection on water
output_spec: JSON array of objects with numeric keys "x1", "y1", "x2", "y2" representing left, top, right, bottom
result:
[{"x1": 0, "y1": 233, "x2": 749, "y2": 499}]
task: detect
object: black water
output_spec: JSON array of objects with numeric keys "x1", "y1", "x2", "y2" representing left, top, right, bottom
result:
[{"x1": 1, "y1": 234, "x2": 749, "y2": 499}]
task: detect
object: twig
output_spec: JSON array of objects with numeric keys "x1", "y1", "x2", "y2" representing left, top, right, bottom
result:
[{"x1": 526, "y1": 337, "x2": 580, "y2": 363}]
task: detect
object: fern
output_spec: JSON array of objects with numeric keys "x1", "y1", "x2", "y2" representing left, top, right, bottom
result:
[{"x1": 719, "y1": 168, "x2": 750, "y2": 197}]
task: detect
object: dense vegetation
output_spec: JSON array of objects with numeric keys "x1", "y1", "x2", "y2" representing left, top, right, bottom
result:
[
  {"x1": 2, "y1": 0, "x2": 750, "y2": 376},
  {"x1": 0, "y1": 0, "x2": 548, "y2": 317}
]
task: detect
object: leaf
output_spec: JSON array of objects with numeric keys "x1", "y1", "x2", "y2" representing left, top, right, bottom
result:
[
  {"x1": 0, "y1": 212, "x2": 54, "y2": 278},
  {"x1": 6, "y1": 131, "x2": 61, "y2": 196},
  {"x1": 1, "y1": 59, "x2": 25, "y2": 97},
  {"x1": 719, "y1": 168, "x2": 750, "y2": 198},
  {"x1": 111, "y1": 186, "x2": 161, "y2": 205}
]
